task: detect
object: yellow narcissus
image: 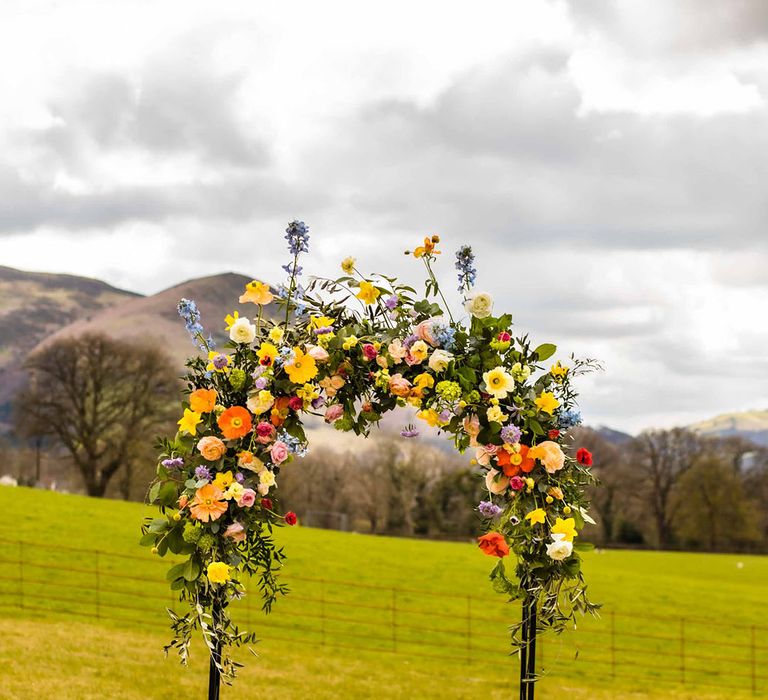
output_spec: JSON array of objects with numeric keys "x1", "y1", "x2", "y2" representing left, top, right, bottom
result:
[
  {"x1": 482, "y1": 366, "x2": 515, "y2": 399},
  {"x1": 534, "y1": 391, "x2": 560, "y2": 414},
  {"x1": 356, "y1": 280, "x2": 380, "y2": 305}
]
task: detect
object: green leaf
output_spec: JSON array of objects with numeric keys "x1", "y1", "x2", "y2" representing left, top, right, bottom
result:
[
  {"x1": 148, "y1": 518, "x2": 169, "y2": 533},
  {"x1": 158, "y1": 481, "x2": 178, "y2": 507},
  {"x1": 533, "y1": 343, "x2": 557, "y2": 361},
  {"x1": 148, "y1": 481, "x2": 161, "y2": 503},
  {"x1": 139, "y1": 533, "x2": 157, "y2": 547},
  {"x1": 182, "y1": 558, "x2": 201, "y2": 582},
  {"x1": 166, "y1": 562, "x2": 185, "y2": 582}
]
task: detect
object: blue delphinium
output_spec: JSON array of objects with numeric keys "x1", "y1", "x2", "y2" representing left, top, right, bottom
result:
[
  {"x1": 285, "y1": 220, "x2": 310, "y2": 256},
  {"x1": 431, "y1": 322, "x2": 456, "y2": 351},
  {"x1": 455, "y1": 245, "x2": 477, "y2": 292},
  {"x1": 279, "y1": 430, "x2": 308, "y2": 458},
  {"x1": 177, "y1": 298, "x2": 214, "y2": 352},
  {"x1": 558, "y1": 409, "x2": 583, "y2": 429}
]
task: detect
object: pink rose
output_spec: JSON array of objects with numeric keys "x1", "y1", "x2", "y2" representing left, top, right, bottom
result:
[
  {"x1": 324, "y1": 404, "x2": 344, "y2": 423},
  {"x1": 238, "y1": 489, "x2": 257, "y2": 507},
  {"x1": 223, "y1": 522, "x2": 246, "y2": 542},
  {"x1": 509, "y1": 476, "x2": 525, "y2": 491},
  {"x1": 270, "y1": 441, "x2": 290, "y2": 464},
  {"x1": 388, "y1": 339, "x2": 407, "y2": 362},
  {"x1": 485, "y1": 468, "x2": 510, "y2": 494},
  {"x1": 255, "y1": 421, "x2": 276, "y2": 445},
  {"x1": 463, "y1": 414, "x2": 481, "y2": 447},
  {"x1": 415, "y1": 319, "x2": 438, "y2": 346},
  {"x1": 388, "y1": 373, "x2": 412, "y2": 397},
  {"x1": 362, "y1": 343, "x2": 378, "y2": 361},
  {"x1": 307, "y1": 345, "x2": 329, "y2": 362}
]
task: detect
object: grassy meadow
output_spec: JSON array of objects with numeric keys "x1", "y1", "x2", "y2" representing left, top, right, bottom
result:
[{"x1": 0, "y1": 486, "x2": 766, "y2": 699}]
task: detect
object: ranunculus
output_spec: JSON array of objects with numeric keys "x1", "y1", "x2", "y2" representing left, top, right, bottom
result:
[
  {"x1": 255, "y1": 421, "x2": 276, "y2": 445},
  {"x1": 428, "y1": 349, "x2": 453, "y2": 372},
  {"x1": 260, "y1": 497, "x2": 273, "y2": 510},
  {"x1": 548, "y1": 429, "x2": 561, "y2": 440},
  {"x1": 229, "y1": 316, "x2": 257, "y2": 344},
  {"x1": 197, "y1": 436, "x2": 226, "y2": 461},
  {"x1": 238, "y1": 489, "x2": 257, "y2": 507},
  {"x1": 362, "y1": 343, "x2": 378, "y2": 361},
  {"x1": 207, "y1": 561, "x2": 231, "y2": 584},
  {"x1": 223, "y1": 522, "x2": 246, "y2": 542},
  {"x1": 415, "y1": 318, "x2": 438, "y2": 346},
  {"x1": 509, "y1": 475, "x2": 525, "y2": 491},
  {"x1": 388, "y1": 339, "x2": 407, "y2": 362},
  {"x1": 247, "y1": 390, "x2": 275, "y2": 416},
  {"x1": 464, "y1": 291, "x2": 493, "y2": 319},
  {"x1": 324, "y1": 404, "x2": 344, "y2": 423},
  {"x1": 463, "y1": 414, "x2": 480, "y2": 447},
  {"x1": 407, "y1": 340, "x2": 429, "y2": 364},
  {"x1": 546, "y1": 533, "x2": 573, "y2": 561},
  {"x1": 288, "y1": 396, "x2": 303, "y2": 411},
  {"x1": 270, "y1": 441, "x2": 290, "y2": 464},
  {"x1": 485, "y1": 468, "x2": 510, "y2": 494},
  {"x1": 388, "y1": 373, "x2": 412, "y2": 397},
  {"x1": 477, "y1": 532, "x2": 509, "y2": 558},
  {"x1": 284, "y1": 511, "x2": 298, "y2": 526},
  {"x1": 528, "y1": 441, "x2": 566, "y2": 474},
  {"x1": 307, "y1": 345, "x2": 330, "y2": 362},
  {"x1": 576, "y1": 447, "x2": 593, "y2": 466}
]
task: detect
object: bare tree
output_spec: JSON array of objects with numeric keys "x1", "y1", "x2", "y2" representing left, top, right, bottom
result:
[
  {"x1": 14, "y1": 333, "x2": 179, "y2": 497},
  {"x1": 629, "y1": 428, "x2": 704, "y2": 548}
]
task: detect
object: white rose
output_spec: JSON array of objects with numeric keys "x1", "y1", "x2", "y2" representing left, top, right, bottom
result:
[
  {"x1": 464, "y1": 291, "x2": 493, "y2": 319},
  {"x1": 546, "y1": 533, "x2": 573, "y2": 561},
  {"x1": 485, "y1": 468, "x2": 509, "y2": 494},
  {"x1": 428, "y1": 349, "x2": 454, "y2": 372},
  {"x1": 230, "y1": 317, "x2": 256, "y2": 344}
]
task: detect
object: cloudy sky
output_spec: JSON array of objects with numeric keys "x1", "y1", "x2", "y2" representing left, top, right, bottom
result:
[{"x1": 2, "y1": 0, "x2": 767, "y2": 433}]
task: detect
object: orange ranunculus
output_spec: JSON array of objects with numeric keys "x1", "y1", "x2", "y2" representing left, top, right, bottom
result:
[
  {"x1": 197, "y1": 435, "x2": 226, "y2": 461},
  {"x1": 270, "y1": 396, "x2": 291, "y2": 427},
  {"x1": 189, "y1": 388, "x2": 217, "y2": 413},
  {"x1": 497, "y1": 444, "x2": 535, "y2": 476},
  {"x1": 477, "y1": 532, "x2": 509, "y2": 558},
  {"x1": 217, "y1": 406, "x2": 252, "y2": 440},
  {"x1": 189, "y1": 484, "x2": 228, "y2": 522}
]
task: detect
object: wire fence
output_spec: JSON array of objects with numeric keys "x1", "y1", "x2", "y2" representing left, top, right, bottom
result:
[{"x1": 0, "y1": 537, "x2": 765, "y2": 696}]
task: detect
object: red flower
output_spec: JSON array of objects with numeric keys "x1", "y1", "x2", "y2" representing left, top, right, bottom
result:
[
  {"x1": 362, "y1": 343, "x2": 378, "y2": 361},
  {"x1": 497, "y1": 331, "x2": 511, "y2": 342},
  {"x1": 260, "y1": 498, "x2": 273, "y2": 510},
  {"x1": 548, "y1": 429, "x2": 560, "y2": 440},
  {"x1": 477, "y1": 532, "x2": 509, "y2": 558},
  {"x1": 288, "y1": 396, "x2": 303, "y2": 412},
  {"x1": 576, "y1": 448, "x2": 593, "y2": 466},
  {"x1": 284, "y1": 511, "x2": 298, "y2": 526}
]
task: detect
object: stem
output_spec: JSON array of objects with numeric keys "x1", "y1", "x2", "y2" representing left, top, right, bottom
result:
[
  {"x1": 283, "y1": 252, "x2": 300, "y2": 328},
  {"x1": 423, "y1": 257, "x2": 455, "y2": 324}
]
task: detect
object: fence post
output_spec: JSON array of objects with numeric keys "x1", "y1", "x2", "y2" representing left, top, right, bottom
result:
[
  {"x1": 466, "y1": 595, "x2": 471, "y2": 665},
  {"x1": 391, "y1": 588, "x2": 397, "y2": 652},
  {"x1": 95, "y1": 551, "x2": 101, "y2": 620},
  {"x1": 751, "y1": 625, "x2": 757, "y2": 696},
  {"x1": 320, "y1": 578, "x2": 326, "y2": 647},
  {"x1": 680, "y1": 617, "x2": 685, "y2": 685},
  {"x1": 18, "y1": 540, "x2": 24, "y2": 611},
  {"x1": 610, "y1": 611, "x2": 616, "y2": 680}
]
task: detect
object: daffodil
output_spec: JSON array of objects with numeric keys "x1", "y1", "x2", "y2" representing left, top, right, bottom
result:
[
  {"x1": 310, "y1": 316, "x2": 335, "y2": 330},
  {"x1": 551, "y1": 517, "x2": 577, "y2": 542},
  {"x1": 342, "y1": 335, "x2": 359, "y2": 351},
  {"x1": 525, "y1": 508, "x2": 546, "y2": 525},
  {"x1": 177, "y1": 409, "x2": 202, "y2": 436},
  {"x1": 482, "y1": 367, "x2": 515, "y2": 399},
  {"x1": 268, "y1": 327, "x2": 284, "y2": 344},
  {"x1": 416, "y1": 408, "x2": 447, "y2": 427},
  {"x1": 341, "y1": 257, "x2": 356, "y2": 274},
  {"x1": 356, "y1": 280, "x2": 380, "y2": 305},
  {"x1": 486, "y1": 405, "x2": 507, "y2": 423},
  {"x1": 535, "y1": 391, "x2": 560, "y2": 415},
  {"x1": 550, "y1": 361, "x2": 568, "y2": 382},
  {"x1": 224, "y1": 311, "x2": 240, "y2": 330}
]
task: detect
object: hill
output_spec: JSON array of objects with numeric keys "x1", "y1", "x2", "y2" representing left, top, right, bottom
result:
[
  {"x1": 689, "y1": 409, "x2": 768, "y2": 447},
  {"x1": 0, "y1": 487, "x2": 764, "y2": 699},
  {"x1": 0, "y1": 266, "x2": 139, "y2": 429}
]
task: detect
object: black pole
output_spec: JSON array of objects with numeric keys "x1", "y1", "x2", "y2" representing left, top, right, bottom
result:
[
  {"x1": 519, "y1": 593, "x2": 537, "y2": 700},
  {"x1": 208, "y1": 597, "x2": 222, "y2": 700}
]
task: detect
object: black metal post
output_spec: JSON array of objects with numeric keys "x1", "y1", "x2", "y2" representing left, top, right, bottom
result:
[
  {"x1": 208, "y1": 637, "x2": 221, "y2": 700},
  {"x1": 519, "y1": 594, "x2": 537, "y2": 700}
]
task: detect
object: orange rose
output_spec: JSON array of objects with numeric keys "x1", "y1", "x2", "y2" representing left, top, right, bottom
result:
[
  {"x1": 218, "y1": 406, "x2": 253, "y2": 440},
  {"x1": 197, "y1": 436, "x2": 226, "y2": 461},
  {"x1": 388, "y1": 373, "x2": 412, "y2": 398},
  {"x1": 477, "y1": 532, "x2": 509, "y2": 558},
  {"x1": 190, "y1": 388, "x2": 217, "y2": 413}
]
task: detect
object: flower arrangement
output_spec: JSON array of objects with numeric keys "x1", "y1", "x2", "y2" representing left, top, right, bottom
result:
[{"x1": 142, "y1": 221, "x2": 599, "y2": 682}]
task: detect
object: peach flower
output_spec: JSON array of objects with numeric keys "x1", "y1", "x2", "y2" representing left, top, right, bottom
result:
[{"x1": 197, "y1": 436, "x2": 226, "y2": 461}]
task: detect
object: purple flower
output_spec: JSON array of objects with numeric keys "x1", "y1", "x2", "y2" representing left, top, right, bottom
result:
[
  {"x1": 235, "y1": 472, "x2": 245, "y2": 484},
  {"x1": 254, "y1": 376, "x2": 268, "y2": 391},
  {"x1": 194, "y1": 466, "x2": 211, "y2": 481},
  {"x1": 311, "y1": 396, "x2": 326, "y2": 410},
  {"x1": 161, "y1": 457, "x2": 184, "y2": 470},
  {"x1": 384, "y1": 295, "x2": 399, "y2": 310},
  {"x1": 400, "y1": 425, "x2": 420, "y2": 438},
  {"x1": 500, "y1": 425, "x2": 522, "y2": 444},
  {"x1": 252, "y1": 365, "x2": 267, "y2": 379},
  {"x1": 212, "y1": 354, "x2": 229, "y2": 370},
  {"x1": 285, "y1": 220, "x2": 310, "y2": 256},
  {"x1": 478, "y1": 501, "x2": 502, "y2": 518}
]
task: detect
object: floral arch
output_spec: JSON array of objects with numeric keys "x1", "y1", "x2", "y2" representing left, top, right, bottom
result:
[{"x1": 142, "y1": 220, "x2": 599, "y2": 685}]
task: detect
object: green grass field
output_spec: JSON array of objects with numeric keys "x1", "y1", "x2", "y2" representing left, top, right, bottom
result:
[{"x1": 0, "y1": 486, "x2": 766, "y2": 699}]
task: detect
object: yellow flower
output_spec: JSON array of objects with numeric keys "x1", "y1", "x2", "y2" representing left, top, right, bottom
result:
[
  {"x1": 246, "y1": 389, "x2": 275, "y2": 415},
  {"x1": 551, "y1": 517, "x2": 578, "y2": 542},
  {"x1": 284, "y1": 347, "x2": 318, "y2": 384},
  {"x1": 239, "y1": 280, "x2": 274, "y2": 305},
  {"x1": 342, "y1": 335, "x2": 359, "y2": 351},
  {"x1": 341, "y1": 257, "x2": 356, "y2": 274},
  {"x1": 177, "y1": 409, "x2": 202, "y2": 436},
  {"x1": 310, "y1": 316, "x2": 335, "y2": 330},
  {"x1": 525, "y1": 477, "x2": 535, "y2": 492},
  {"x1": 356, "y1": 280, "x2": 380, "y2": 305},
  {"x1": 550, "y1": 361, "x2": 568, "y2": 381},
  {"x1": 224, "y1": 482, "x2": 245, "y2": 501},
  {"x1": 412, "y1": 235, "x2": 441, "y2": 258},
  {"x1": 535, "y1": 391, "x2": 560, "y2": 415},
  {"x1": 417, "y1": 408, "x2": 447, "y2": 427},
  {"x1": 413, "y1": 373, "x2": 435, "y2": 390},
  {"x1": 256, "y1": 342, "x2": 279, "y2": 367},
  {"x1": 525, "y1": 508, "x2": 546, "y2": 525},
  {"x1": 482, "y1": 367, "x2": 515, "y2": 399},
  {"x1": 213, "y1": 471, "x2": 234, "y2": 490},
  {"x1": 207, "y1": 561, "x2": 231, "y2": 584},
  {"x1": 409, "y1": 340, "x2": 429, "y2": 362},
  {"x1": 224, "y1": 311, "x2": 240, "y2": 330},
  {"x1": 296, "y1": 383, "x2": 320, "y2": 404},
  {"x1": 266, "y1": 327, "x2": 282, "y2": 344},
  {"x1": 486, "y1": 405, "x2": 507, "y2": 424},
  {"x1": 206, "y1": 351, "x2": 230, "y2": 374}
]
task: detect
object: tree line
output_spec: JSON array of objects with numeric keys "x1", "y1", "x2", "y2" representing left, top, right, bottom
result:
[{"x1": 6, "y1": 333, "x2": 768, "y2": 553}]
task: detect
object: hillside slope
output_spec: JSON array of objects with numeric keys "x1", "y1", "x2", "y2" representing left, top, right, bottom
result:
[{"x1": 690, "y1": 409, "x2": 768, "y2": 446}]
